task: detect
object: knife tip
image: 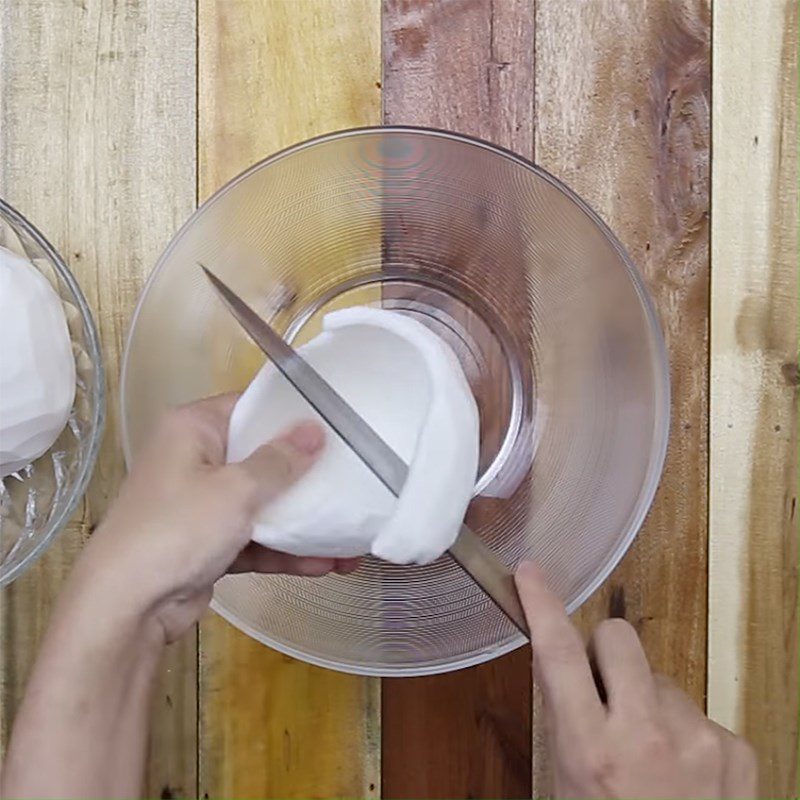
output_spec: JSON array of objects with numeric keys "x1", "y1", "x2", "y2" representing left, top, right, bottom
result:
[{"x1": 199, "y1": 263, "x2": 223, "y2": 292}]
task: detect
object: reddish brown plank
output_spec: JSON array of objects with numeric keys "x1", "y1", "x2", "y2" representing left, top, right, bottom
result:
[{"x1": 381, "y1": 2, "x2": 534, "y2": 798}]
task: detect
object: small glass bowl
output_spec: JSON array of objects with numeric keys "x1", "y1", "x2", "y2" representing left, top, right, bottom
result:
[{"x1": 0, "y1": 198, "x2": 104, "y2": 587}]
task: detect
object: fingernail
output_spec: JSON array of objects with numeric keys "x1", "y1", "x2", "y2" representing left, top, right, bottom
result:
[{"x1": 286, "y1": 422, "x2": 325, "y2": 455}]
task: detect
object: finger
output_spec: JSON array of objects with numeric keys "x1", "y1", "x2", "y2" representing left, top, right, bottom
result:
[
  {"x1": 152, "y1": 393, "x2": 241, "y2": 466},
  {"x1": 232, "y1": 421, "x2": 325, "y2": 506},
  {"x1": 656, "y1": 673, "x2": 757, "y2": 798},
  {"x1": 653, "y1": 673, "x2": 707, "y2": 729},
  {"x1": 654, "y1": 673, "x2": 716, "y2": 755},
  {"x1": 719, "y1": 730, "x2": 758, "y2": 799},
  {"x1": 590, "y1": 618, "x2": 657, "y2": 720},
  {"x1": 334, "y1": 557, "x2": 361, "y2": 574},
  {"x1": 187, "y1": 392, "x2": 243, "y2": 463},
  {"x1": 691, "y1": 707, "x2": 758, "y2": 799},
  {"x1": 655, "y1": 675, "x2": 730, "y2": 786},
  {"x1": 188, "y1": 391, "x2": 241, "y2": 421},
  {"x1": 515, "y1": 562, "x2": 605, "y2": 736},
  {"x1": 231, "y1": 543, "x2": 336, "y2": 576},
  {"x1": 701, "y1": 720, "x2": 757, "y2": 798}
]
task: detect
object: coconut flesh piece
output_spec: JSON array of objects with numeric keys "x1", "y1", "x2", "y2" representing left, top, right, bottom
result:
[
  {"x1": 0, "y1": 245, "x2": 76, "y2": 478},
  {"x1": 226, "y1": 307, "x2": 480, "y2": 565}
]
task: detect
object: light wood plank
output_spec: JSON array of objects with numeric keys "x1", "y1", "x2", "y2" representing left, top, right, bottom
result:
[
  {"x1": 0, "y1": 1, "x2": 197, "y2": 797},
  {"x1": 535, "y1": 1, "x2": 711, "y2": 793},
  {"x1": 381, "y1": 1, "x2": 535, "y2": 797},
  {"x1": 197, "y1": 2, "x2": 381, "y2": 797},
  {"x1": 709, "y1": 1, "x2": 799, "y2": 796}
]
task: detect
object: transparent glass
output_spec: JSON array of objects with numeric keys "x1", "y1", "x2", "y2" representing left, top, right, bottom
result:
[
  {"x1": 0, "y1": 199, "x2": 105, "y2": 587},
  {"x1": 121, "y1": 128, "x2": 669, "y2": 675}
]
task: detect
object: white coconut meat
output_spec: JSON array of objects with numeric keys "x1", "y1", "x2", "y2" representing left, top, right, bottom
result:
[
  {"x1": 227, "y1": 307, "x2": 480, "y2": 565},
  {"x1": 0, "y1": 245, "x2": 76, "y2": 478}
]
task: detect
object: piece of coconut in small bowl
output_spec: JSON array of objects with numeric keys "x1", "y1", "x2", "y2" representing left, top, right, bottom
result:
[{"x1": 0, "y1": 199, "x2": 104, "y2": 587}]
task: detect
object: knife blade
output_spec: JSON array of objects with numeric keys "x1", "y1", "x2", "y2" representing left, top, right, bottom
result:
[{"x1": 202, "y1": 265, "x2": 529, "y2": 637}]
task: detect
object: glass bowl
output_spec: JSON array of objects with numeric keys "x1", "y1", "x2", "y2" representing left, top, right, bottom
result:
[
  {"x1": 0, "y1": 199, "x2": 104, "y2": 587},
  {"x1": 121, "y1": 127, "x2": 669, "y2": 675}
]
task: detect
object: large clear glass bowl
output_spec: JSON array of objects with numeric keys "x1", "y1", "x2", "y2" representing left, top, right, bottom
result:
[
  {"x1": 0, "y1": 199, "x2": 105, "y2": 587},
  {"x1": 121, "y1": 127, "x2": 669, "y2": 675}
]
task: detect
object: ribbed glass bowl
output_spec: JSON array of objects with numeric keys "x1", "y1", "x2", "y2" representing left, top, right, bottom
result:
[
  {"x1": 0, "y1": 199, "x2": 104, "y2": 587},
  {"x1": 121, "y1": 127, "x2": 669, "y2": 675}
]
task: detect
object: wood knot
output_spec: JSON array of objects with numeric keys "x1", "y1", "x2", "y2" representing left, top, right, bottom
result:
[
  {"x1": 781, "y1": 361, "x2": 800, "y2": 387},
  {"x1": 608, "y1": 585, "x2": 627, "y2": 619},
  {"x1": 648, "y1": 4, "x2": 710, "y2": 243}
]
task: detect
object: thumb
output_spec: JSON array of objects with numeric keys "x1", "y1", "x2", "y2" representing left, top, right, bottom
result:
[{"x1": 234, "y1": 421, "x2": 325, "y2": 506}]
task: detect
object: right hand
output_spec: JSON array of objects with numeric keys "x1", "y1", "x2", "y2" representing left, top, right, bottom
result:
[{"x1": 515, "y1": 562, "x2": 758, "y2": 799}]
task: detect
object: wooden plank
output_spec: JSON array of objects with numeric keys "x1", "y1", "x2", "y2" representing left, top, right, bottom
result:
[
  {"x1": 197, "y1": 2, "x2": 382, "y2": 798},
  {"x1": 534, "y1": 0, "x2": 710, "y2": 793},
  {"x1": 709, "y1": 1, "x2": 799, "y2": 796},
  {"x1": 0, "y1": 1, "x2": 197, "y2": 797},
  {"x1": 381, "y1": 2, "x2": 534, "y2": 798}
]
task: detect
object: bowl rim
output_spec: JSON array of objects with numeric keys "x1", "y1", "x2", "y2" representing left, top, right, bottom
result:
[
  {"x1": 121, "y1": 125, "x2": 671, "y2": 676},
  {"x1": 0, "y1": 197, "x2": 106, "y2": 588}
]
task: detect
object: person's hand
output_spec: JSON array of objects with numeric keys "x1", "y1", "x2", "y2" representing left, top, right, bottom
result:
[
  {"x1": 71, "y1": 394, "x2": 356, "y2": 644},
  {"x1": 1, "y1": 394, "x2": 354, "y2": 799},
  {"x1": 515, "y1": 562, "x2": 758, "y2": 799}
]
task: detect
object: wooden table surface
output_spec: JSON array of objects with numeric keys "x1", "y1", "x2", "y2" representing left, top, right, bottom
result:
[{"x1": 0, "y1": 1, "x2": 796, "y2": 798}]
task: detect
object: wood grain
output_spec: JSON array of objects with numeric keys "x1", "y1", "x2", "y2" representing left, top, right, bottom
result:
[
  {"x1": 535, "y1": 0, "x2": 710, "y2": 792},
  {"x1": 709, "y1": 1, "x2": 799, "y2": 796},
  {"x1": 1, "y1": 2, "x2": 797, "y2": 797},
  {"x1": 381, "y1": 2, "x2": 534, "y2": 798},
  {"x1": 0, "y1": 1, "x2": 197, "y2": 796},
  {"x1": 197, "y1": 2, "x2": 381, "y2": 797}
]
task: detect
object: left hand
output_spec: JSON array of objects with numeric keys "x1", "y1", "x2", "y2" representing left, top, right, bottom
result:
[{"x1": 72, "y1": 394, "x2": 355, "y2": 644}]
